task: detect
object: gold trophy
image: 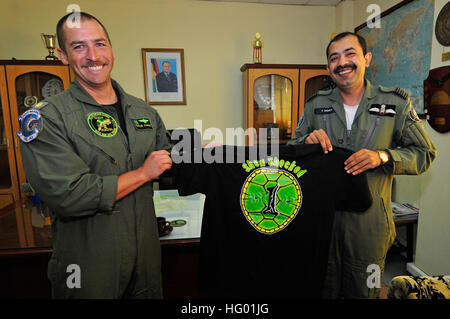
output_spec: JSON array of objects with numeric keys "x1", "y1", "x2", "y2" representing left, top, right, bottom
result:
[
  {"x1": 252, "y1": 32, "x2": 263, "y2": 64},
  {"x1": 41, "y1": 33, "x2": 58, "y2": 60}
]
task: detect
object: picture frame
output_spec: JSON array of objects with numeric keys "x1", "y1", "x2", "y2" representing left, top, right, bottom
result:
[{"x1": 142, "y1": 48, "x2": 186, "y2": 105}]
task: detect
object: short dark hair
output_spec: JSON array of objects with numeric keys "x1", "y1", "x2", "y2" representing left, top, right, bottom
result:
[
  {"x1": 326, "y1": 32, "x2": 367, "y2": 59},
  {"x1": 56, "y1": 12, "x2": 111, "y2": 53}
]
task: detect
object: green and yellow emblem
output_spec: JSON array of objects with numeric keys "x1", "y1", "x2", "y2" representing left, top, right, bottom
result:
[
  {"x1": 240, "y1": 158, "x2": 305, "y2": 235},
  {"x1": 87, "y1": 112, "x2": 118, "y2": 137}
]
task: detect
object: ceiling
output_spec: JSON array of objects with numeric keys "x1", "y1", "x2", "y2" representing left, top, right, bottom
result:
[{"x1": 204, "y1": 0, "x2": 343, "y2": 6}]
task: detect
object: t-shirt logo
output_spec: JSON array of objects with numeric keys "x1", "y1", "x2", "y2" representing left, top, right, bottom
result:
[
  {"x1": 87, "y1": 112, "x2": 118, "y2": 138},
  {"x1": 240, "y1": 158, "x2": 305, "y2": 234}
]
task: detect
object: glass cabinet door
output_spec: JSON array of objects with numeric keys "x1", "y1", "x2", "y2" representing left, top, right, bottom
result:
[
  {"x1": 0, "y1": 66, "x2": 24, "y2": 249},
  {"x1": 253, "y1": 74, "x2": 293, "y2": 142},
  {"x1": 15, "y1": 72, "x2": 64, "y2": 116},
  {"x1": 3, "y1": 64, "x2": 70, "y2": 249},
  {"x1": 13, "y1": 72, "x2": 64, "y2": 248},
  {"x1": 304, "y1": 74, "x2": 333, "y2": 103},
  {"x1": 0, "y1": 82, "x2": 13, "y2": 191}
]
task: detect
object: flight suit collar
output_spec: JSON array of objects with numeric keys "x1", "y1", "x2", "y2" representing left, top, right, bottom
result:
[
  {"x1": 325, "y1": 78, "x2": 378, "y2": 126},
  {"x1": 326, "y1": 78, "x2": 378, "y2": 103},
  {"x1": 68, "y1": 78, "x2": 133, "y2": 108},
  {"x1": 69, "y1": 78, "x2": 138, "y2": 159}
]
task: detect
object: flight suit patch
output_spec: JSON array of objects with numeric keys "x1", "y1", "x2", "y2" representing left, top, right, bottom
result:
[
  {"x1": 314, "y1": 107, "x2": 335, "y2": 115},
  {"x1": 87, "y1": 112, "x2": 118, "y2": 138},
  {"x1": 17, "y1": 109, "x2": 42, "y2": 143},
  {"x1": 132, "y1": 118, "x2": 153, "y2": 130},
  {"x1": 368, "y1": 104, "x2": 396, "y2": 117}
]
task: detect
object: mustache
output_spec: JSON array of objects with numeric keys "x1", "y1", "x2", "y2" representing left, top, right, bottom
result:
[
  {"x1": 83, "y1": 62, "x2": 106, "y2": 67},
  {"x1": 334, "y1": 64, "x2": 356, "y2": 74}
]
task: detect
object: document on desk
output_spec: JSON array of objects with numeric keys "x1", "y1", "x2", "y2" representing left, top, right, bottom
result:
[{"x1": 154, "y1": 190, "x2": 205, "y2": 240}]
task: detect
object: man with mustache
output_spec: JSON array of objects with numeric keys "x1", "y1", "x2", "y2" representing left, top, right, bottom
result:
[
  {"x1": 19, "y1": 12, "x2": 172, "y2": 298},
  {"x1": 288, "y1": 32, "x2": 436, "y2": 298}
]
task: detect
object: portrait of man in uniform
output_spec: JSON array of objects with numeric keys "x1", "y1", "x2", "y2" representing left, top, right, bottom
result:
[{"x1": 156, "y1": 60, "x2": 178, "y2": 92}]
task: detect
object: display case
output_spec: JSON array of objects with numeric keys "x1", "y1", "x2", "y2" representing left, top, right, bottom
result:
[
  {"x1": 0, "y1": 60, "x2": 72, "y2": 249},
  {"x1": 241, "y1": 64, "x2": 331, "y2": 145}
]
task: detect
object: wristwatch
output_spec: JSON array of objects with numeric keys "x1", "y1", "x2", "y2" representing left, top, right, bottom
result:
[{"x1": 377, "y1": 150, "x2": 390, "y2": 165}]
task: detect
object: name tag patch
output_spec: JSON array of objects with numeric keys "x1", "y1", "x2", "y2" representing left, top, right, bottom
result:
[
  {"x1": 314, "y1": 107, "x2": 335, "y2": 115},
  {"x1": 132, "y1": 118, "x2": 153, "y2": 130},
  {"x1": 369, "y1": 104, "x2": 396, "y2": 116}
]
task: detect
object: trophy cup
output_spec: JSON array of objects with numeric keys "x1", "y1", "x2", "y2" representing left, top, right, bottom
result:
[
  {"x1": 252, "y1": 32, "x2": 263, "y2": 64},
  {"x1": 41, "y1": 33, "x2": 58, "y2": 60}
]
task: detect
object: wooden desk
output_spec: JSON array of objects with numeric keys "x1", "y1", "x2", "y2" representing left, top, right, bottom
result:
[{"x1": 393, "y1": 216, "x2": 418, "y2": 262}]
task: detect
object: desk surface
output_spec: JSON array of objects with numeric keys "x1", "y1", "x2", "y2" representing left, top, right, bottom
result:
[{"x1": 154, "y1": 190, "x2": 205, "y2": 241}]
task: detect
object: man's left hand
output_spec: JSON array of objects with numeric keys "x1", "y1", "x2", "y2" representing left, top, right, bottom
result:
[{"x1": 344, "y1": 149, "x2": 381, "y2": 175}]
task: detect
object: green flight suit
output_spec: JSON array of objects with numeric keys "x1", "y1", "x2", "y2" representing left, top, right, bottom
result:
[
  {"x1": 288, "y1": 79, "x2": 436, "y2": 298},
  {"x1": 20, "y1": 79, "x2": 172, "y2": 298}
]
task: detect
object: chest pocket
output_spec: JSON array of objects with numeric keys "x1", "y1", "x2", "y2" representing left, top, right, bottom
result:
[
  {"x1": 314, "y1": 107, "x2": 335, "y2": 137},
  {"x1": 361, "y1": 115, "x2": 396, "y2": 149},
  {"x1": 128, "y1": 116, "x2": 159, "y2": 163},
  {"x1": 71, "y1": 126, "x2": 124, "y2": 175}
]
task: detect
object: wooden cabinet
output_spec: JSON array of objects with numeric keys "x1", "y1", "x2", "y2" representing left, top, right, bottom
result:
[
  {"x1": 0, "y1": 60, "x2": 72, "y2": 249},
  {"x1": 241, "y1": 64, "x2": 331, "y2": 145}
]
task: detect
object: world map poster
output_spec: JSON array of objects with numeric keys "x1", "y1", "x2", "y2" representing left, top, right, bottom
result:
[{"x1": 356, "y1": 0, "x2": 435, "y2": 113}]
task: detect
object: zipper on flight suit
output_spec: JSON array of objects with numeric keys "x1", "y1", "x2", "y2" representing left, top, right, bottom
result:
[
  {"x1": 362, "y1": 117, "x2": 380, "y2": 148},
  {"x1": 98, "y1": 148, "x2": 118, "y2": 165},
  {"x1": 323, "y1": 114, "x2": 332, "y2": 137}
]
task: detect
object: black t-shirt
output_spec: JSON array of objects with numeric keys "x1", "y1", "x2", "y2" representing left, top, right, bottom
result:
[
  {"x1": 103, "y1": 88, "x2": 128, "y2": 137},
  {"x1": 173, "y1": 144, "x2": 372, "y2": 298}
]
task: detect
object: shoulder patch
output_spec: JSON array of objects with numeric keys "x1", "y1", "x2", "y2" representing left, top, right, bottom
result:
[
  {"x1": 17, "y1": 109, "x2": 42, "y2": 143},
  {"x1": 408, "y1": 105, "x2": 421, "y2": 122}
]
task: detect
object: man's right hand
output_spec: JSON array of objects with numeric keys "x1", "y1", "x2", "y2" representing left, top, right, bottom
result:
[
  {"x1": 305, "y1": 129, "x2": 333, "y2": 154},
  {"x1": 140, "y1": 150, "x2": 173, "y2": 181},
  {"x1": 116, "y1": 150, "x2": 172, "y2": 201}
]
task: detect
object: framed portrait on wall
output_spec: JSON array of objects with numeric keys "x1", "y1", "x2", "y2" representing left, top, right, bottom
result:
[{"x1": 142, "y1": 48, "x2": 186, "y2": 105}]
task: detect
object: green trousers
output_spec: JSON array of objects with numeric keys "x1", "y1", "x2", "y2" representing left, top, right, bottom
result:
[{"x1": 322, "y1": 209, "x2": 392, "y2": 299}]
